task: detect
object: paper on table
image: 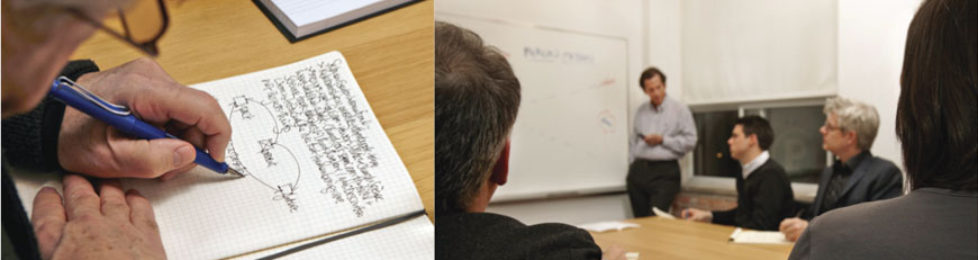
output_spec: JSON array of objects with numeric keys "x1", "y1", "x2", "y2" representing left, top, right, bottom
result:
[
  {"x1": 728, "y1": 228, "x2": 792, "y2": 244},
  {"x1": 652, "y1": 207, "x2": 676, "y2": 219},
  {"x1": 625, "y1": 252, "x2": 640, "y2": 260},
  {"x1": 121, "y1": 51, "x2": 426, "y2": 259},
  {"x1": 238, "y1": 216, "x2": 434, "y2": 259},
  {"x1": 579, "y1": 221, "x2": 641, "y2": 233}
]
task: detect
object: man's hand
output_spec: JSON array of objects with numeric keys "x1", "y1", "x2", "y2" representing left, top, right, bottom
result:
[
  {"x1": 643, "y1": 134, "x2": 663, "y2": 146},
  {"x1": 681, "y1": 208, "x2": 713, "y2": 222},
  {"x1": 601, "y1": 244, "x2": 626, "y2": 260},
  {"x1": 779, "y1": 217, "x2": 809, "y2": 242},
  {"x1": 31, "y1": 174, "x2": 166, "y2": 260},
  {"x1": 58, "y1": 58, "x2": 231, "y2": 180}
]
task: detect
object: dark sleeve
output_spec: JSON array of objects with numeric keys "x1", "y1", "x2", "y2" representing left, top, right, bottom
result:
[
  {"x1": 869, "y1": 164, "x2": 904, "y2": 201},
  {"x1": 1, "y1": 60, "x2": 99, "y2": 171},
  {"x1": 712, "y1": 208, "x2": 737, "y2": 226},
  {"x1": 526, "y1": 224, "x2": 603, "y2": 260},
  {"x1": 740, "y1": 171, "x2": 792, "y2": 231}
]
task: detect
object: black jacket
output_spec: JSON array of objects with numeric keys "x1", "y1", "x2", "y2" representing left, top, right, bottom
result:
[
  {"x1": 806, "y1": 152, "x2": 903, "y2": 219},
  {"x1": 712, "y1": 159, "x2": 795, "y2": 231},
  {"x1": 436, "y1": 212, "x2": 602, "y2": 260},
  {"x1": 2, "y1": 60, "x2": 100, "y2": 260}
]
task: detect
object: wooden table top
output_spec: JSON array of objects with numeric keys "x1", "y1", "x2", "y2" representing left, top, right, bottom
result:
[
  {"x1": 69, "y1": 0, "x2": 434, "y2": 220},
  {"x1": 590, "y1": 217, "x2": 794, "y2": 260}
]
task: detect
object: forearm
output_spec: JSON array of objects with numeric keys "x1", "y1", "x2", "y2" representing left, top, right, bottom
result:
[{"x1": 1, "y1": 60, "x2": 99, "y2": 171}]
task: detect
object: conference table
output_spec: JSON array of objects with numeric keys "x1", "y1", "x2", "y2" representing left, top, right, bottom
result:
[
  {"x1": 589, "y1": 217, "x2": 794, "y2": 260},
  {"x1": 69, "y1": 0, "x2": 434, "y2": 220}
]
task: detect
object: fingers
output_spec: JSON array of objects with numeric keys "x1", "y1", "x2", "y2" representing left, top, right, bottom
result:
[
  {"x1": 160, "y1": 162, "x2": 198, "y2": 181},
  {"x1": 62, "y1": 174, "x2": 101, "y2": 219},
  {"x1": 779, "y1": 219, "x2": 792, "y2": 232},
  {"x1": 169, "y1": 124, "x2": 208, "y2": 149},
  {"x1": 788, "y1": 230, "x2": 802, "y2": 242},
  {"x1": 132, "y1": 85, "x2": 231, "y2": 162},
  {"x1": 602, "y1": 245, "x2": 627, "y2": 260},
  {"x1": 125, "y1": 189, "x2": 159, "y2": 232},
  {"x1": 98, "y1": 179, "x2": 130, "y2": 220},
  {"x1": 31, "y1": 187, "x2": 66, "y2": 260},
  {"x1": 108, "y1": 133, "x2": 197, "y2": 178}
]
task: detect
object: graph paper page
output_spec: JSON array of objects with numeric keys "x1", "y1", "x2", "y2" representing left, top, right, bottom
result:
[{"x1": 123, "y1": 51, "x2": 425, "y2": 260}]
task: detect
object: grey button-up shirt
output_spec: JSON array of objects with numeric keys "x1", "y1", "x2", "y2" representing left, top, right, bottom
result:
[{"x1": 630, "y1": 96, "x2": 698, "y2": 162}]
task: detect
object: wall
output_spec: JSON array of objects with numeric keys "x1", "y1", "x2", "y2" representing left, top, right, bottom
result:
[{"x1": 837, "y1": 0, "x2": 920, "y2": 177}]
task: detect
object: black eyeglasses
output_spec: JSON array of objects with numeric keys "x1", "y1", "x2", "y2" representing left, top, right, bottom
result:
[{"x1": 63, "y1": 0, "x2": 169, "y2": 56}]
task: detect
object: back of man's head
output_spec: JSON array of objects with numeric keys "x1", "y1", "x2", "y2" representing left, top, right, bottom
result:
[
  {"x1": 435, "y1": 21, "x2": 521, "y2": 215},
  {"x1": 735, "y1": 115, "x2": 774, "y2": 151}
]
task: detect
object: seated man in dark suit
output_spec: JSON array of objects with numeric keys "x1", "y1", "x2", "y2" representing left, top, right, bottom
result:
[
  {"x1": 681, "y1": 116, "x2": 795, "y2": 231},
  {"x1": 433, "y1": 21, "x2": 622, "y2": 260},
  {"x1": 789, "y1": 0, "x2": 976, "y2": 258},
  {"x1": 779, "y1": 97, "x2": 903, "y2": 241}
]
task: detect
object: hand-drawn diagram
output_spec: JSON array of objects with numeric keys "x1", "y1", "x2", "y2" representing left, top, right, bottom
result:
[
  {"x1": 225, "y1": 59, "x2": 386, "y2": 217},
  {"x1": 227, "y1": 96, "x2": 302, "y2": 212}
]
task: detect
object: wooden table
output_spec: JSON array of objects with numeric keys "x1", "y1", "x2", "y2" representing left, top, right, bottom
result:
[
  {"x1": 69, "y1": 0, "x2": 434, "y2": 220},
  {"x1": 590, "y1": 217, "x2": 794, "y2": 260}
]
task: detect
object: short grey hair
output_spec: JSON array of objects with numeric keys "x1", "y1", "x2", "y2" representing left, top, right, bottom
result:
[
  {"x1": 435, "y1": 21, "x2": 521, "y2": 215},
  {"x1": 824, "y1": 97, "x2": 880, "y2": 150}
]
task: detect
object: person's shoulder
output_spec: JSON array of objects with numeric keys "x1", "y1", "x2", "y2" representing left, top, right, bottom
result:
[
  {"x1": 666, "y1": 97, "x2": 692, "y2": 111},
  {"x1": 861, "y1": 155, "x2": 900, "y2": 173},
  {"x1": 436, "y1": 212, "x2": 601, "y2": 260},
  {"x1": 436, "y1": 212, "x2": 526, "y2": 231},
  {"x1": 757, "y1": 159, "x2": 788, "y2": 178},
  {"x1": 637, "y1": 102, "x2": 651, "y2": 111},
  {"x1": 811, "y1": 195, "x2": 904, "y2": 229}
]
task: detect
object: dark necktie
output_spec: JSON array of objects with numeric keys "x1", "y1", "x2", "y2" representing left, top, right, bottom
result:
[{"x1": 821, "y1": 163, "x2": 852, "y2": 213}]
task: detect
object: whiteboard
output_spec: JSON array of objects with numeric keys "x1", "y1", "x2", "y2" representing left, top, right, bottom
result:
[{"x1": 438, "y1": 13, "x2": 630, "y2": 201}]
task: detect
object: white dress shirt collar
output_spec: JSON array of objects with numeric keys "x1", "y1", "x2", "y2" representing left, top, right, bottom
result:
[{"x1": 742, "y1": 151, "x2": 770, "y2": 179}]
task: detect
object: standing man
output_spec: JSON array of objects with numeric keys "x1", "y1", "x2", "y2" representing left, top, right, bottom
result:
[
  {"x1": 681, "y1": 116, "x2": 794, "y2": 231},
  {"x1": 779, "y1": 97, "x2": 902, "y2": 241},
  {"x1": 627, "y1": 67, "x2": 697, "y2": 217}
]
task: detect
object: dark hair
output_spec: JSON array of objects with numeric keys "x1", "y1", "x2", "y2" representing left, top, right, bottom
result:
[
  {"x1": 638, "y1": 67, "x2": 667, "y2": 90},
  {"x1": 735, "y1": 115, "x2": 774, "y2": 150},
  {"x1": 435, "y1": 21, "x2": 521, "y2": 215},
  {"x1": 896, "y1": 0, "x2": 977, "y2": 191}
]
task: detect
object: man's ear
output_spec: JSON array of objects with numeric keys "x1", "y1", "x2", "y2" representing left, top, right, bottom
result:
[
  {"x1": 490, "y1": 140, "x2": 510, "y2": 186},
  {"x1": 749, "y1": 134, "x2": 759, "y2": 147},
  {"x1": 845, "y1": 131, "x2": 859, "y2": 146}
]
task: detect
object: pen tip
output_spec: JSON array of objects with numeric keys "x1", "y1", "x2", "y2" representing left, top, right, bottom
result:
[{"x1": 227, "y1": 168, "x2": 245, "y2": 178}]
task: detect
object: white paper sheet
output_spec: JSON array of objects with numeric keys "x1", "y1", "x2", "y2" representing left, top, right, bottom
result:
[
  {"x1": 728, "y1": 228, "x2": 792, "y2": 244},
  {"x1": 578, "y1": 221, "x2": 641, "y2": 233},
  {"x1": 652, "y1": 207, "x2": 676, "y2": 219}
]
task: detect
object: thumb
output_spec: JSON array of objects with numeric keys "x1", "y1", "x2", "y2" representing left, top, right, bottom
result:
[{"x1": 112, "y1": 138, "x2": 197, "y2": 178}]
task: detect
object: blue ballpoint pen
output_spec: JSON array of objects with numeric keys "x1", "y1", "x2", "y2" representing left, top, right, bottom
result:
[{"x1": 48, "y1": 76, "x2": 243, "y2": 177}]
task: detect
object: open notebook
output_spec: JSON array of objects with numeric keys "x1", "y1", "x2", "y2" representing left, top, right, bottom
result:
[
  {"x1": 132, "y1": 51, "x2": 430, "y2": 259},
  {"x1": 14, "y1": 51, "x2": 431, "y2": 259}
]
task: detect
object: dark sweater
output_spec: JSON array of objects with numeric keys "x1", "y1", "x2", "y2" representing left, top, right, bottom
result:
[
  {"x1": 436, "y1": 212, "x2": 602, "y2": 260},
  {"x1": 2, "y1": 60, "x2": 100, "y2": 260},
  {"x1": 789, "y1": 188, "x2": 977, "y2": 259},
  {"x1": 712, "y1": 159, "x2": 795, "y2": 231}
]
